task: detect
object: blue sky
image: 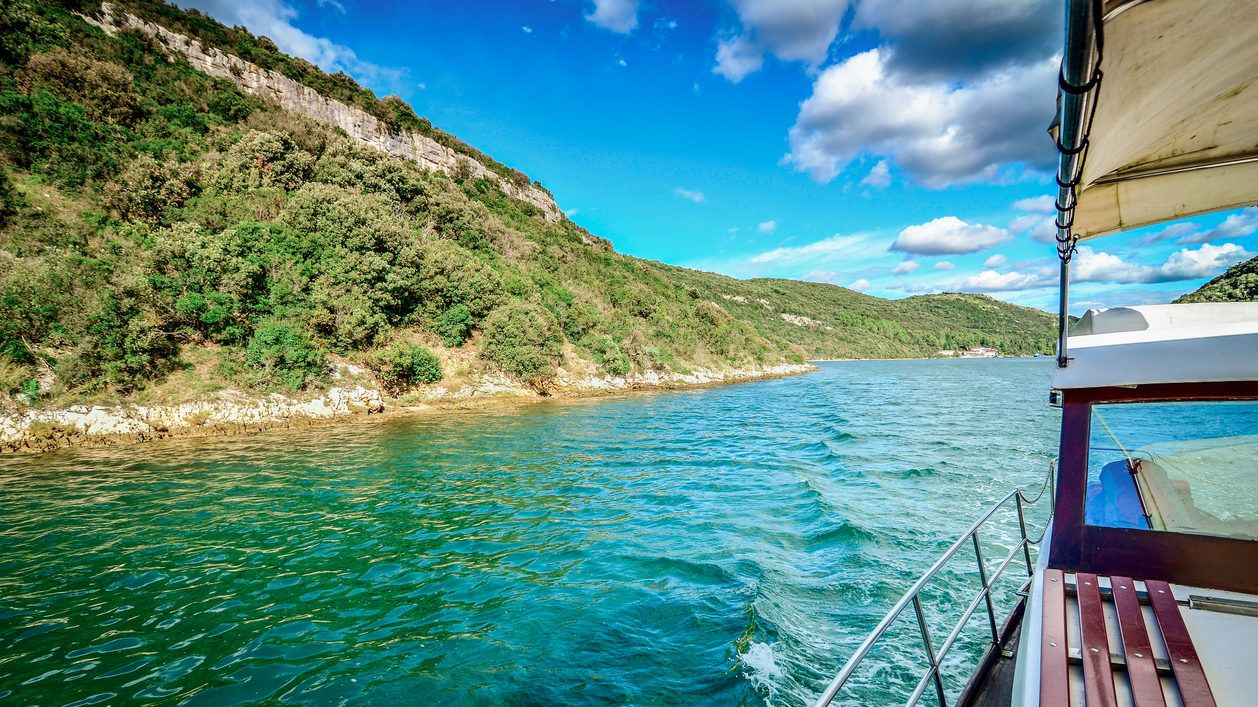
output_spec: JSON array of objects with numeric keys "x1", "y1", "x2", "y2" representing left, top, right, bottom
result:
[{"x1": 177, "y1": 0, "x2": 1257, "y2": 313}]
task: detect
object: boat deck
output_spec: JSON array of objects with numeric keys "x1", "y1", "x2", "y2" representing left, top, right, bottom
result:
[{"x1": 1037, "y1": 570, "x2": 1258, "y2": 706}]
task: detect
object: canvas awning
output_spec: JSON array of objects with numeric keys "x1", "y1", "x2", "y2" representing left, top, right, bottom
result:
[{"x1": 1069, "y1": 0, "x2": 1258, "y2": 240}]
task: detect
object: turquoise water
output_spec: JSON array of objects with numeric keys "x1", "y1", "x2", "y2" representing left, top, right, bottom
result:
[{"x1": 0, "y1": 359, "x2": 1059, "y2": 705}]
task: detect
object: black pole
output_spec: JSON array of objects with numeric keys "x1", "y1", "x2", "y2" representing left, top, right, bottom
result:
[{"x1": 1054, "y1": 0, "x2": 1103, "y2": 368}]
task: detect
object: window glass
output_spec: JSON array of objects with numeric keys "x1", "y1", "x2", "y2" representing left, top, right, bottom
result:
[{"x1": 1086, "y1": 401, "x2": 1258, "y2": 540}]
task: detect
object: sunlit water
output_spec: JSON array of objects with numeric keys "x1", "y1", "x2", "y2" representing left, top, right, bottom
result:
[{"x1": 0, "y1": 360, "x2": 1059, "y2": 705}]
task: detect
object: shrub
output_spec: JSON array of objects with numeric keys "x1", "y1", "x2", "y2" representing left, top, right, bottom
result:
[
  {"x1": 480, "y1": 302, "x2": 563, "y2": 382},
  {"x1": 244, "y1": 321, "x2": 325, "y2": 391},
  {"x1": 104, "y1": 155, "x2": 199, "y2": 223},
  {"x1": 212, "y1": 130, "x2": 314, "y2": 193},
  {"x1": 21, "y1": 48, "x2": 144, "y2": 125},
  {"x1": 0, "y1": 90, "x2": 119, "y2": 187},
  {"x1": 57, "y1": 288, "x2": 179, "y2": 393},
  {"x1": 369, "y1": 342, "x2": 441, "y2": 394},
  {"x1": 581, "y1": 334, "x2": 630, "y2": 376},
  {"x1": 434, "y1": 303, "x2": 472, "y2": 347},
  {"x1": 0, "y1": 167, "x2": 24, "y2": 227}
]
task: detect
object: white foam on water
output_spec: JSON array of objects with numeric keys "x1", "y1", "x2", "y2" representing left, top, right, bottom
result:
[{"x1": 739, "y1": 641, "x2": 784, "y2": 697}]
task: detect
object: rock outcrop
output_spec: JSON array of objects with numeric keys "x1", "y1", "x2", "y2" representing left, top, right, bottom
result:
[
  {"x1": 84, "y1": 4, "x2": 561, "y2": 221},
  {"x1": 0, "y1": 364, "x2": 814, "y2": 454}
]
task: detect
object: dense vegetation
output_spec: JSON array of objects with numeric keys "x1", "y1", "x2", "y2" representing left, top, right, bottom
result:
[
  {"x1": 0, "y1": 0, "x2": 1055, "y2": 407},
  {"x1": 1174, "y1": 255, "x2": 1258, "y2": 304}
]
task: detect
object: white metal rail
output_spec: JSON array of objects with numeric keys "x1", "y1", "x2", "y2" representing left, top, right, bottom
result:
[{"x1": 814, "y1": 465, "x2": 1055, "y2": 707}]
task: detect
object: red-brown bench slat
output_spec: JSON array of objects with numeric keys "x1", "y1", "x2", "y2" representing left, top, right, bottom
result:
[
  {"x1": 1145, "y1": 580, "x2": 1217, "y2": 707},
  {"x1": 1077, "y1": 572, "x2": 1118, "y2": 707},
  {"x1": 1111, "y1": 576, "x2": 1166, "y2": 707},
  {"x1": 1040, "y1": 568, "x2": 1070, "y2": 707}
]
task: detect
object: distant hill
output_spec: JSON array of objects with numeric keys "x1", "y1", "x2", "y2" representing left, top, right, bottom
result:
[
  {"x1": 0, "y1": 0, "x2": 1055, "y2": 407},
  {"x1": 1174, "y1": 255, "x2": 1258, "y2": 304}
]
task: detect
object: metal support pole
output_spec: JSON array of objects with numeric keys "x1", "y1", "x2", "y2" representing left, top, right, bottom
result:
[
  {"x1": 913, "y1": 595, "x2": 948, "y2": 707},
  {"x1": 1056, "y1": 258, "x2": 1071, "y2": 368},
  {"x1": 971, "y1": 532, "x2": 999, "y2": 644},
  {"x1": 1016, "y1": 495, "x2": 1034, "y2": 575}
]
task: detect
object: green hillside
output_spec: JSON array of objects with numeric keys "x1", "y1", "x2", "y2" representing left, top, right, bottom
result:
[
  {"x1": 1174, "y1": 255, "x2": 1258, "y2": 304},
  {"x1": 0, "y1": 0, "x2": 1055, "y2": 407}
]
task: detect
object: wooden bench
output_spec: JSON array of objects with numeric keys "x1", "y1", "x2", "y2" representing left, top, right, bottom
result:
[{"x1": 1040, "y1": 569, "x2": 1217, "y2": 706}]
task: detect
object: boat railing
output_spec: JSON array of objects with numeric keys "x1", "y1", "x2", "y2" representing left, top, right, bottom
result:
[{"x1": 813, "y1": 462, "x2": 1056, "y2": 707}]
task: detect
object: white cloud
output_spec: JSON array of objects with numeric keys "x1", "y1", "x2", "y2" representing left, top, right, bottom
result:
[
  {"x1": 891, "y1": 260, "x2": 919, "y2": 274},
  {"x1": 1013, "y1": 195, "x2": 1055, "y2": 213},
  {"x1": 957, "y1": 269, "x2": 1053, "y2": 292},
  {"x1": 783, "y1": 49, "x2": 1057, "y2": 186},
  {"x1": 713, "y1": 35, "x2": 764, "y2": 83},
  {"x1": 849, "y1": 278, "x2": 872, "y2": 291},
  {"x1": 673, "y1": 187, "x2": 706, "y2": 204},
  {"x1": 891, "y1": 216, "x2": 1011, "y2": 255},
  {"x1": 1176, "y1": 207, "x2": 1258, "y2": 245},
  {"x1": 564, "y1": 207, "x2": 580, "y2": 217},
  {"x1": 616, "y1": 57, "x2": 628, "y2": 67},
  {"x1": 1157, "y1": 243, "x2": 1251, "y2": 281},
  {"x1": 984, "y1": 253, "x2": 1008, "y2": 268},
  {"x1": 586, "y1": 0, "x2": 638, "y2": 33},
  {"x1": 713, "y1": 0, "x2": 849, "y2": 82},
  {"x1": 177, "y1": 0, "x2": 406, "y2": 88},
  {"x1": 522, "y1": 25, "x2": 534, "y2": 34},
  {"x1": 860, "y1": 160, "x2": 891, "y2": 188},
  {"x1": 748, "y1": 233, "x2": 873, "y2": 266},
  {"x1": 955, "y1": 243, "x2": 1252, "y2": 293},
  {"x1": 758, "y1": 219, "x2": 777, "y2": 233},
  {"x1": 934, "y1": 261, "x2": 955, "y2": 271}
]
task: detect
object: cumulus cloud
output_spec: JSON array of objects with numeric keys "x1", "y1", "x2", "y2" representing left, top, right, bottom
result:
[
  {"x1": 860, "y1": 160, "x2": 891, "y2": 188},
  {"x1": 955, "y1": 243, "x2": 1252, "y2": 292},
  {"x1": 891, "y1": 216, "x2": 1011, "y2": 255},
  {"x1": 673, "y1": 187, "x2": 706, "y2": 203},
  {"x1": 586, "y1": 0, "x2": 639, "y2": 33},
  {"x1": 891, "y1": 260, "x2": 919, "y2": 274},
  {"x1": 758, "y1": 219, "x2": 777, "y2": 233},
  {"x1": 177, "y1": 0, "x2": 405, "y2": 88},
  {"x1": 849, "y1": 278, "x2": 872, "y2": 291},
  {"x1": 784, "y1": 49, "x2": 1057, "y2": 186},
  {"x1": 713, "y1": 0, "x2": 849, "y2": 81},
  {"x1": 957, "y1": 269, "x2": 1052, "y2": 292},
  {"x1": 934, "y1": 261, "x2": 955, "y2": 271},
  {"x1": 984, "y1": 253, "x2": 1008, "y2": 268},
  {"x1": 854, "y1": 0, "x2": 1058, "y2": 81}
]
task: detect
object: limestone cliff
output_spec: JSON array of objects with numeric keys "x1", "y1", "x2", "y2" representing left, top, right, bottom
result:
[{"x1": 84, "y1": 3, "x2": 561, "y2": 221}]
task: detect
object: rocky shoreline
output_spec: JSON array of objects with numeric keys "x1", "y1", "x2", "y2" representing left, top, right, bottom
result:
[{"x1": 0, "y1": 363, "x2": 815, "y2": 455}]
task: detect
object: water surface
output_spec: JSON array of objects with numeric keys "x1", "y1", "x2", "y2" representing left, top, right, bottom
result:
[{"x1": 0, "y1": 359, "x2": 1059, "y2": 704}]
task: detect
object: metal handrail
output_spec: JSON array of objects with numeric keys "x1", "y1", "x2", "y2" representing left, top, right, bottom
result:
[{"x1": 814, "y1": 463, "x2": 1056, "y2": 707}]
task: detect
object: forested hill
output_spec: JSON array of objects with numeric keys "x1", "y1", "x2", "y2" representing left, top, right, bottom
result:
[
  {"x1": 0, "y1": 0, "x2": 1055, "y2": 407},
  {"x1": 1174, "y1": 255, "x2": 1258, "y2": 304}
]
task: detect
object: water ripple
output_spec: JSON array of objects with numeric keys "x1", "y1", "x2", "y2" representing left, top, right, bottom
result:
[{"x1": 0, "y1": 360, "x2": 1057, "y2": 705}]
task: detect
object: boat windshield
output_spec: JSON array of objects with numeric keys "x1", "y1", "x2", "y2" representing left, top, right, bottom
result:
[{"x1": 1085, "y1": 400, "x2": 1258, "y2": 540}]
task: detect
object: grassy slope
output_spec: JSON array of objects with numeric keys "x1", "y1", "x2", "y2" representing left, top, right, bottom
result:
[
  {"x1": 1174, "y1": 255, "x2": 1258, "y2": 304},
  {"x1": 0, "y1": 0, "x2": 1055, "y2": 410}
]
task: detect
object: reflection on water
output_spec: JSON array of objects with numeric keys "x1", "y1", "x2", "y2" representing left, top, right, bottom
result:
[{"x1": 0, "y1": 360, "x2": 1057, "y2": 705}]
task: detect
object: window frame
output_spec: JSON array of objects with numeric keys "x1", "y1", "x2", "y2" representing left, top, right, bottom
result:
[{"x1": 1048, "y1": 381, "x2": 1258, "y2": 593}]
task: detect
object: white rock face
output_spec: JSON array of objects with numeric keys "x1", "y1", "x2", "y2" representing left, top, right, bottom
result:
[
  {"x1": 84, "y1": 4, "x2": 560, "y2": 221},
  {"x1": 0, "y1": 365, "x2": 814, "y2": 453},
  {"x1": 0, "y1": 386, "x2": 385, "y2": 452}
]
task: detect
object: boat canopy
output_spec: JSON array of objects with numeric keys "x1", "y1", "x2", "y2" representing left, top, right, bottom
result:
[
  {"x1": 1068, "y1": 0, "x2": 1258, "y2": 239},
  {"x1": 1051, "y1": 302, "x2": 1258, "y2": 389}
]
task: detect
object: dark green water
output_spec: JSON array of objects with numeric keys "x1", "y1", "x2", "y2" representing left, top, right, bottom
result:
[{"x1": 0, "y1": 360, "x2": 1058, "y2": 705}]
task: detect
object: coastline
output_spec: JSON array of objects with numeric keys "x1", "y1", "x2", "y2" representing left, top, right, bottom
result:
[{"x1": 0, "y1": 363, "x2": 815, "y2": 456}]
